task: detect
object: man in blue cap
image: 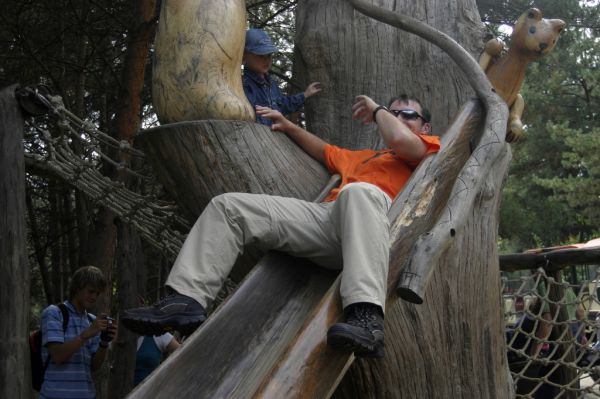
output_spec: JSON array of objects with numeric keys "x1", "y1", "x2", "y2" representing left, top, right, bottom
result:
[{"x1": 243, "y1": 28, "x2": 322, "y2": 125}]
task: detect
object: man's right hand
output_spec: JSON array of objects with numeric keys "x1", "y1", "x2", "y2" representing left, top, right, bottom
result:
[
  {"x1": 255, "y1": 105, "x2": 327, "y2": 165},
  {"x1": 255, "y1": 106, "x2": 295, "y2": 133},
  {"x1": 351, "y1": 95, "x2": 379, "y2": 124}
]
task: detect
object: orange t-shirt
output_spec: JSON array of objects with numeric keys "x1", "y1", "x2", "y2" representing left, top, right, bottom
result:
[{"x1": 323, "y1": 134, "x2": 440, "y2": 202}]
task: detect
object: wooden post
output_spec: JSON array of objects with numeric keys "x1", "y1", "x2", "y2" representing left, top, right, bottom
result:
[{"x1": 0, "y1": 84, "x2": 30, "y2": 398}]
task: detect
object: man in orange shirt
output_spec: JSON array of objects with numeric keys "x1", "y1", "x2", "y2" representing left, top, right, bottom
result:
[{"x1": 122, "y1": 94, "x2": 440, "y2": 358}]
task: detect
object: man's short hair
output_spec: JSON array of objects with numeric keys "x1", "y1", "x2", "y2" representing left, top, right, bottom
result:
[
  {"x1": 388, "y1": 94, "x2": 431, "y2": 123},
  {"x1": 68, "y1": 266, "x2": 107, "y2": 299}
]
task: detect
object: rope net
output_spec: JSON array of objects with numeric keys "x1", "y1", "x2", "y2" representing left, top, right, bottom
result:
[
  {"x1": 503, "y1": 268, "x2": 600, "y2": 398},
  {"x1": 22, "y1": 88, "x2": 190, "y2": 261}
]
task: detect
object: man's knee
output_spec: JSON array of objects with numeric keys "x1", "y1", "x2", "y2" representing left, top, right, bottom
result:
[
  {"x1": 206, "y1": 193, "x2": 270, "y2": 225},
  {"x1": 205, "y1": 193, "x2": 243, "y2": 221},
  {"x1": 337, "y1": 183, "x2": 391, "y2": 209}
]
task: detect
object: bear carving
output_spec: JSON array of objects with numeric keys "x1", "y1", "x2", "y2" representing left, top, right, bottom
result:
[{"x1": 479, "y1": 8, "x2": 565, "y2": 142}]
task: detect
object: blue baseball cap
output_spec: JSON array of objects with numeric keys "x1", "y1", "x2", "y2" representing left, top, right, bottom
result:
[{"x1": 244, "y1": 29, "x2": 279, "y2": 55}]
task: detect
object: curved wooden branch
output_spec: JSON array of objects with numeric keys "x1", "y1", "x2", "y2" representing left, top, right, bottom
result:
[
  {"x1": 347, "y1": 0, "x2": 497, "y2": 105},
  {"x1": 346, "y1": 0, "x2": 509, "y2": 303}
]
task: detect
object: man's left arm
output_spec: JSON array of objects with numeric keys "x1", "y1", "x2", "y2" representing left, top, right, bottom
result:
[{"x1": 352, "y1": 95, "x2": 428, "y2": 163}]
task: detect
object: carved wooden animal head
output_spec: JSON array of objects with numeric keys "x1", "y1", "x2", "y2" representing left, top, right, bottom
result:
[{"x1": 510, "y1": 8, "x2": 565, "y2": 60}]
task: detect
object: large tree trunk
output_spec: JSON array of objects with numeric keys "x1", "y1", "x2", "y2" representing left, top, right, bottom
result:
[
  {"x1": 106, "y1": 1, "x2": 160, "y2": 398},
  {"x1": 110, "y1": 222, "x2": 146, "y2": 399},
  {"x1": 293, "y1": 0, "x2": 512, "y2": 397},
  {"x1": 295, "y1": 0, "x2": 483, "y2": 148},
  {"x1": 0, "y1": 85, "x2": 30, "y2": 398}
]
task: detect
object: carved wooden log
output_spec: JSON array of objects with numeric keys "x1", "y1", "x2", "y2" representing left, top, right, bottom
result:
[
  {"x1": 389, "y1": 100, "x2": 484, "y2": 303},
  {"x1": 394, "y1": 101, "x2": 509, "y2": 303},
  {"x1": 152, "y1": 0, "x2": 254, "y2": 123},
  {"x1": 135, "y1": 121, "x2": 330, "y2": 221},
  {"x1": 131, "y1": 0, "x2": 512, "y2": 395}
]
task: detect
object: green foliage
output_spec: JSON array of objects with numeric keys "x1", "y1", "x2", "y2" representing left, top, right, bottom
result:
[{"x1": 498, "y1": 0, "x2": 600, "y2": 250}]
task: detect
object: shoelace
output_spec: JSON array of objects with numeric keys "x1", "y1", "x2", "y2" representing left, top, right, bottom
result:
[
  {"x1": 154, "y1": 292, "x2": 178, "y2": 308},
  {"x1": 347, "y1": 305, "x2": 379, "y2": 327}
]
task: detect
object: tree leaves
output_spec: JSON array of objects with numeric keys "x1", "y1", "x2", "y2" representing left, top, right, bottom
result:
[{"x1": 498, "y1": 0, "x2": 600, "y2": 250}]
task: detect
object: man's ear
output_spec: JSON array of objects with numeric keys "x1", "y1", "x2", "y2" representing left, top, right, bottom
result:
[
  {"x1": 421, "y1": 122, "x2": 432, "y2": 134},
  {"x1": 242, "y1": 52, "x2": 248, "y2": 64}
]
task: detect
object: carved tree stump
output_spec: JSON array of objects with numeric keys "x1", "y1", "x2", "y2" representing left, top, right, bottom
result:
[
  {"x1": 135, "y1": 121, "x2": 330, "y2": 221},
  {"x1": 152, "y1": 0, "x2": 254, "y2": 123}
]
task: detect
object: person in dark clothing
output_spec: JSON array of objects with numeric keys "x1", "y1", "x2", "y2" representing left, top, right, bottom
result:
[{"x1": 242, "y1": 28, "x2": 322, "y2": 125}]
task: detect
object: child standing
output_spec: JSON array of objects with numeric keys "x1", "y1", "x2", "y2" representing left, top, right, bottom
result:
[{"x1": 243, "y1": 28, "x2": 322, "y2": 126}]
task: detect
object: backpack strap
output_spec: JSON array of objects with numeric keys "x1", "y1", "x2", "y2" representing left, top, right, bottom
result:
[
  {"x1": 42, "y1": 303, "x2": 71, "y2": 375},
  {"x1": 56, "y1": 303, "x2": 70, "y2": 332}
]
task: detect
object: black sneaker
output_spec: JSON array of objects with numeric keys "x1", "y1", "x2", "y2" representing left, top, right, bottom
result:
[
  {"x1": 326, "y1": 303, "x2": 384, "y2": 358},
  {"x1": 120, "y1": 291, "x2": 207, "y2": 336}
]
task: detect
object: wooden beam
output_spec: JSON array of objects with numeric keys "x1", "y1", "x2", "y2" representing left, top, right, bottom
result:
[
  {"x1": 499, "y1": 246, "x2": 600, "y2": 272},
  {"x1": 0, "y1": 84, "x2": 30, "y2": 398}
]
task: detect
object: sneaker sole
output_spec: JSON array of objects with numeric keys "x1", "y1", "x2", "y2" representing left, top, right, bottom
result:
[
  {"x1": 327, "y1": 328, "x2": 384, "y2": 358},
  {"x1": 121, "y1": 313, "x2": 206, "y2": 336}
]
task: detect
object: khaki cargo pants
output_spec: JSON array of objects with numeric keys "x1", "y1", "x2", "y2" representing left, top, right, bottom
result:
[{"x1": 167, "y1": 182, "x2": 391, "y2": 312}]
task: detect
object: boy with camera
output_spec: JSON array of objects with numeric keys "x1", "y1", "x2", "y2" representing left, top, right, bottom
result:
[{"x1": 39, "y1": 266, "x2": 117, "y2": 399}]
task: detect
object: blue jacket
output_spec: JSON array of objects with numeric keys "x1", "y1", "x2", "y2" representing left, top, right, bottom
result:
[{"x1": 243, "y1": 69, "x2": 305, "y2": 126}]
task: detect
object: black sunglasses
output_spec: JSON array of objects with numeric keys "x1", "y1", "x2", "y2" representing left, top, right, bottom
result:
[{"x1": 390, "y1": 109, "x2": 427, "y2": 122}]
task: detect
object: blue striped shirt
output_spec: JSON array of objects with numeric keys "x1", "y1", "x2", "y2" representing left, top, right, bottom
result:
[{"x1": 40, "y1": 301, "x2": 99, "y2": 399}]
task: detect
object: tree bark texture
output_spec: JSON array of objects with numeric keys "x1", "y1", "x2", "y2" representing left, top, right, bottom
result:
[
  {"x1": 135, "y1": 120, "x2": 331, "y2": 222},
  {"x1": 152, "y1": 0, "x2": 254, "y2": 123},
  {"x1": 294, "y1": 0, "x2": 485, "y2": 150},
  {"x1": 0, "y1": 85, "x2": 30, "y2": 398}
]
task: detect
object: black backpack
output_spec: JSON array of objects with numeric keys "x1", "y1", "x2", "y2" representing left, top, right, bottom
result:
[{"x1": 29, "y1": 303, "x2": 70, "y2": 392}]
